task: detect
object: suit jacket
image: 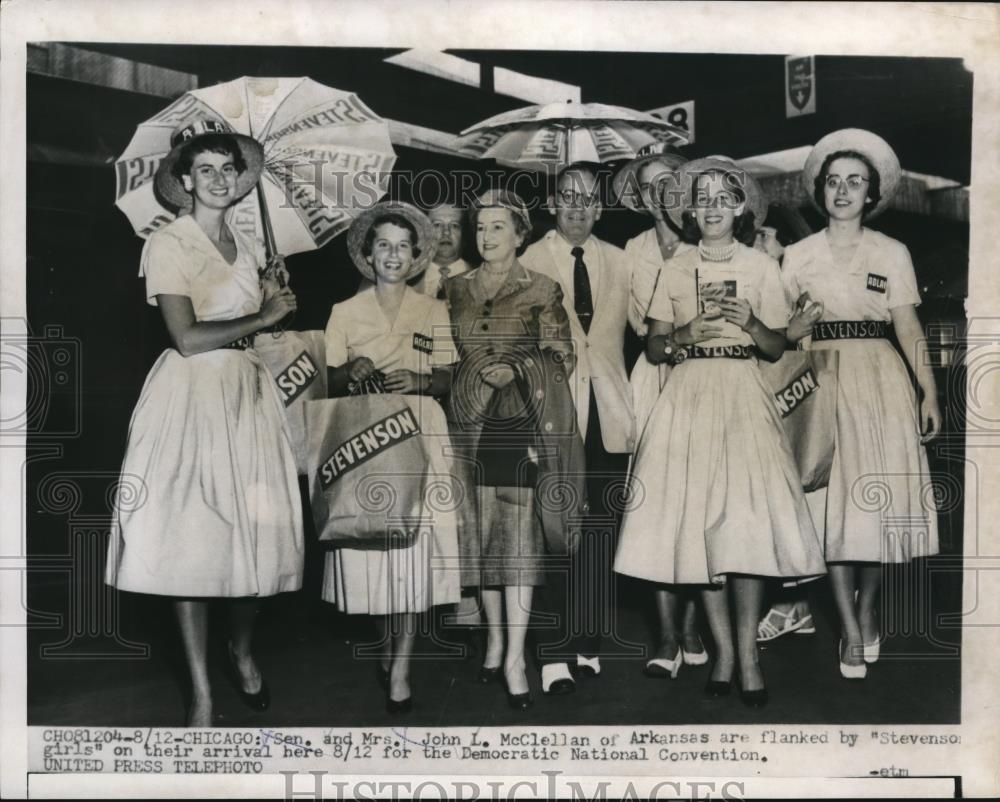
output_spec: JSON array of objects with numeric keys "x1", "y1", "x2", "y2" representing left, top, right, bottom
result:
[
  {"x1": 443, "y1": 260, "x2": 588, "y2": 556},
  {"x1": 520, "y1": 230, "x2": 639, "y2": 453}
]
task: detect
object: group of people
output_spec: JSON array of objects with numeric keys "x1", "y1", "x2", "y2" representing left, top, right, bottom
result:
[{"x1": 105, "y1": 119, "x2": 941, "y2": 726}]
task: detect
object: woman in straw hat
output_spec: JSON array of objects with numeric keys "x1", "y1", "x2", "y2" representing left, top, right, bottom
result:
[
  {"x1": 105, "y1": 120, "x2": 304, "y2": 727},
  {"x1": 613, "y1": 145, "x2": 707, "y2": 679},
  {"x1": 614, "y1": 157, "x2": 826, "y2": 708},
  {"x1": 443, "y1": 189, "x2": 584, "y2": 711},
  {"x1": 322, "y1": 201, "x2": 461, "y2": 714},
  {"x1": 774, "y1": 129, "x2": 941, "y2": 679}
]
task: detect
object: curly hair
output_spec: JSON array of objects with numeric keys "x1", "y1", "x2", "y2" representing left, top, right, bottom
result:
[
  {"x1": 468, "y1": 191, "x2": 533, "y2": 257},
  {"x1": 813, "y1": 149, "x2": 882, "y2": 219}
]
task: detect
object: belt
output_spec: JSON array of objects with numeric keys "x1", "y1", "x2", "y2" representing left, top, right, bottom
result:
[
  {"x1": 220, "y1": 335, "x2": 254, "y2": 351},
  {"x1": 687, "y1": 344, "x2": 754, "y2": 360},
  {"x1": 813, "y1": 320, "x2": 887, "y2": 341}
]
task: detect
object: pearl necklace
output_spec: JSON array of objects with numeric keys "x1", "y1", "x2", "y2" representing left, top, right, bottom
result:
[{"x1": 698, "y1": 240, "x2": 738, "y2": 262}]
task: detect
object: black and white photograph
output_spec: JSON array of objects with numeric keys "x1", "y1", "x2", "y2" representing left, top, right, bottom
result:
[{"x1": 2, "y1": 1, "x2": 999, "y2": 798}]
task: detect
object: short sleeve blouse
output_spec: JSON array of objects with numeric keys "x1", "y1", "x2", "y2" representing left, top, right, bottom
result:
[
  {"x1": 324, "y1": 285, "x2": 457, "y2": 374},
  {"x1": 141, "y1": 215, "x2": 263, "y2": 322},
  {"x1": 781, "y1": 228, "x2": 921, "y2": 321},
  {"x1": 647, "y1": 244, "x2": 789, "y2": 348}
]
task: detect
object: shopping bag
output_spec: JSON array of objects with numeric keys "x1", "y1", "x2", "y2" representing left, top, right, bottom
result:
[
  {"x1": 304, "y1": 395, "x2": 430, "y2": 549},
  {"x1": 253, "y1": 330, "x2": 327, "y2": 474},
  {"x1": 758, "y1": 350, "x2": 839, "y2": 492}
]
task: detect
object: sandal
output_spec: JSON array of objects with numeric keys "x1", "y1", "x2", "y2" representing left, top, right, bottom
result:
[{"x1": 757, "y1": 607, "x2": 812, "y2": 642}]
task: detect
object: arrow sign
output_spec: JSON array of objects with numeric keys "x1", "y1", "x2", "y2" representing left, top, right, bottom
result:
[{"x1": 785, "y1": 55, "x2": 816, "y2": 118}]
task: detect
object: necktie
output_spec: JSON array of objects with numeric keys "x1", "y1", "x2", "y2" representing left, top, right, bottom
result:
[{"x1": 572, "y1": 246, "x2": 594, "y2": 334}]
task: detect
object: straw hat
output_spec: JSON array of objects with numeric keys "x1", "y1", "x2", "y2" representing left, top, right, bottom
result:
[
  {"x1": 153, "y1": 118, "x2": 264, "y2": 212},
  {"x1": 346, "y1": 201, "x2": 437, "y2": 283},
  {"x1": 612, "y1": 143, "x2": 688, "y2": 214},
  {"x1": 664, "y1": 155, "x2": 768, "y2": 231},
  {"x1": 802, "y1": 128, "x2": 901, "y2": 218}
]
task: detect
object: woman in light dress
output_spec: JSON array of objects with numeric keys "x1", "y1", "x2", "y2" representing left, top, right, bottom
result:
[
  {"x1": 322, "y1": 202, "x2": 461, "y2": 713},
  {"x1": 615, "y1": 157, "x2": 826, "y2": 707},
  {"x1": 106, "y1": 120, "x2": 303, "y2": 727},
  {"x1": 614, "y1": 145, "x2": 707, "y2": 678},
  {"x1": 774, "y1": 129, "x2": 941, "y2": 678}
]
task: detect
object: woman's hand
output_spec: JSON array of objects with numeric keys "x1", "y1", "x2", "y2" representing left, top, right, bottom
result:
[
  {"x1": 384, "y1": 369, "x2": 428, "y2": 394},
  {"x1": 674, "y1": 313, "x2": 724, "y2": 345},
  {"x1": 479, "y1": 363, "x2": 517, "y2": 389},
  {"x1": 786, "y1": 293, "x2": 823, "y2": 342},
  {"x1": 348, "y1": 356, "x2": 376, "y2": 383},
  {"x1": 920, "y1": 393, "x2": 942, "y2": 443},
  {"x1": 259, "y1": 287, "x2": 297, "y2": 326},
  {"x1": 718, "y1": 297, "x2": 756, "y2": 332}
]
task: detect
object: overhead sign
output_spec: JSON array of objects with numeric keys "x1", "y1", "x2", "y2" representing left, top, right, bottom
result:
[
  {"x1": 785, "y1": 55, "x2": 816, "y2": 117},
  {"x1": 646, "y1": 100, "x2": 695, "y2": 144}
]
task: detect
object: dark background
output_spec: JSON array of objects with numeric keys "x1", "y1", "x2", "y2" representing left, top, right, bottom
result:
[{"x1": 25, "y1": 45, "x2": 970, "y2": 726}]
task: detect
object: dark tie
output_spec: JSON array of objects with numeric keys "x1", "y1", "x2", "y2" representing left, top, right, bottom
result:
[{"x1": 572, "y1": 246, "x2": 594, "y2": 334}]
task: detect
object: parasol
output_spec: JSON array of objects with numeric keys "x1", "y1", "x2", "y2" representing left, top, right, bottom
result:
[
  {"x1": 114, "y1": 76, "x2": 397, "y2": 257},
  {"x1": 452, "y1": 101, "x2": 689, "y2": 171}
]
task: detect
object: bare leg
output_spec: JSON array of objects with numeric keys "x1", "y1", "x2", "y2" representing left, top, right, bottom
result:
[
  {"x1": 731, "y1": 576, "x2": 765, "y2": 692},
  {"x1": 830, "y1": 563, "x2": 863, "y2": 665},
  {"x1": 388, "y1": 613, "x2": 417, "y2": 703},
  {"x1": 175, "y1": 600, "x2": 212, "y2": 727},
  {"x1": 681, "y1": 597, "x2": 704, "y2": 653},
  {"x1": 228, "y1": 598, "x2": 262, "y2": 694},
  {"x1": 503, "y1": 585, "x2": 533, "y2": 696},
  {"x1": 481, "y1": 587, "x2": 504, "y2": 669},
  {"x1": 701, "y1": 585, "x2": 734, "y2": 683},
  {"x1": 374, "y1": 616, "x2": 392, "y2": 676},
  {"x1": 857, "y1": 563, "x2": 882, "y2": 645},
  {"x1": 652, "y1": 587, "x2": 682, "y2": 660}
]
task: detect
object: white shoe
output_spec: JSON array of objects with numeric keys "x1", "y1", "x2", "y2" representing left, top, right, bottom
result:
[
  {"x1": 575, "y1": 654, "x2": 601, "y2": 677},
  {"x1": 682, "y1": 639, "x2": 709, "y2": 665},
  {"x1": 839, "y1": 640, "x2": 867, "y2": 680},
  {"x1": 541, "y1": 663, "x2": 576, "y2": 695},
  {"x1": 644, "y1": 649, "x2": 682, "y2": 679},
  {"x1": 862, "y1": 639, "x2": 880, "y2": 664}
]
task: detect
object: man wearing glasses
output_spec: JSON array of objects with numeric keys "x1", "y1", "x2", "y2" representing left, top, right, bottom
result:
[{"x1": 520, "y1": 163, "x2": 639, "y2": 697}]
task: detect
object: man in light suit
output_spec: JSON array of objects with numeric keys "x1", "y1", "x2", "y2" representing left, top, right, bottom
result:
[{"x1": 520, "y1": 163, "x2": 641, "y2": 694}]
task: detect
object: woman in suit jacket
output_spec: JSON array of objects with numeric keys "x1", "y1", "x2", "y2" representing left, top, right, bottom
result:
[{"x1": 444, "y1": 189, "x2": 586, "y2": 711}]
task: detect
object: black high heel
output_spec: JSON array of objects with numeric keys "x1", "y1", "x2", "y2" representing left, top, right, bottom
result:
[
  {"x1": 478, "y1": 664, "x2": 502, "y2": 684},
  {"x1": 504, "y1": 667, "x2": 533, "y2": 711},
  {"x1": 703, "y1": 662, "x2": 733, "y2": 698},
  {"x1": 227, "y1": 642, "x2": 270, "y2": 712},
  {"x1": 739, "y1": 686, "x2": 769, "y2": 708},
  {"x1": 385, "y1": 695, "x2": 413, "y2": 715}
]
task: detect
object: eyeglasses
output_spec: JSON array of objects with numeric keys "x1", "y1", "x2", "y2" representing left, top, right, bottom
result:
[
  {"x1": 824, "y1": 175, "x2": 869, "y2": 191},
  {"x1": 556, "y1": 189, "x2": 599, "y2": 207}
]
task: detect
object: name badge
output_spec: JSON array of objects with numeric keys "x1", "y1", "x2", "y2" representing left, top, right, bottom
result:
[
  {"x1": 866, "y1": 273, "x2": 888, "y2": 294},
  {"x1": 413, "y1": 333, "x2": 433, "y2": 354}
]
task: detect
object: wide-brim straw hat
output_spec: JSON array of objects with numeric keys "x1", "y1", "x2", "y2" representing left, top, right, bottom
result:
[
  {"x1": 612, "y1": 143, "x2": 688, "y2": 214},
  {"x1": 802, "y1": 128, "x2": 901, "y2": 218},
  {"x1": 346, "y1": 201, "x2": 438, "y2": 283},
  {"x1": 153, "y1": 118, "x2": 265, "y2": 212},
  {"x1": 664, "y1": 155, "x2": 769, "y2": 231}
]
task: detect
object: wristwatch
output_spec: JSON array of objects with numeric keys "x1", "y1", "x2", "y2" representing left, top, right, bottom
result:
[{"x1": 662, "y1": 333, "x2": 689, "y2": 366}]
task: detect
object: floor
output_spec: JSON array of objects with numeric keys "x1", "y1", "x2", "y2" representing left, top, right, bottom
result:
[{"x1": 27, "y1": 557, "x2": 961, "y2": 728}]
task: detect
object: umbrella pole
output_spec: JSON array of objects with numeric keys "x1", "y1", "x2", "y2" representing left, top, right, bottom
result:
[{"x1": 256, "y1": 183, "x2": 277, "y2": 264}]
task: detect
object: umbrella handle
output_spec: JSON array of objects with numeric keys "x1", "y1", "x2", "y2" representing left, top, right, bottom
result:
[{"x1": 256, "y1": 182, "x2": 277, "y2": 263}]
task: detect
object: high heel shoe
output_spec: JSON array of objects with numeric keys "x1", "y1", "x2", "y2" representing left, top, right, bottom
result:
[
  {"x1": 839, "y1": 640, "x2": 868, "y2": 680},
  {"x1": 682, "y1": 637, "x2": 709, "y2": 666},
  {"x1": 477, "y1": 664, "x2": 502, "y2": 684},
  {"x1": 504, "y1": 666, "x2": 534, "y2": 711},
  {"x1": 227, "y1": 642, "x2": 270, "y2": 712},
  {"x1": 644, "y1": 648, "x2": 683, "y2": 679},
  {"x1": 385, "y1": 695, "x2": 413, "y2": 715},
  {"x1": 862, "y1": 640, "x2": 880, "y2": 664},
  {"x1": 738, "y1": 675, "x2": 769, "y2": 708}
]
